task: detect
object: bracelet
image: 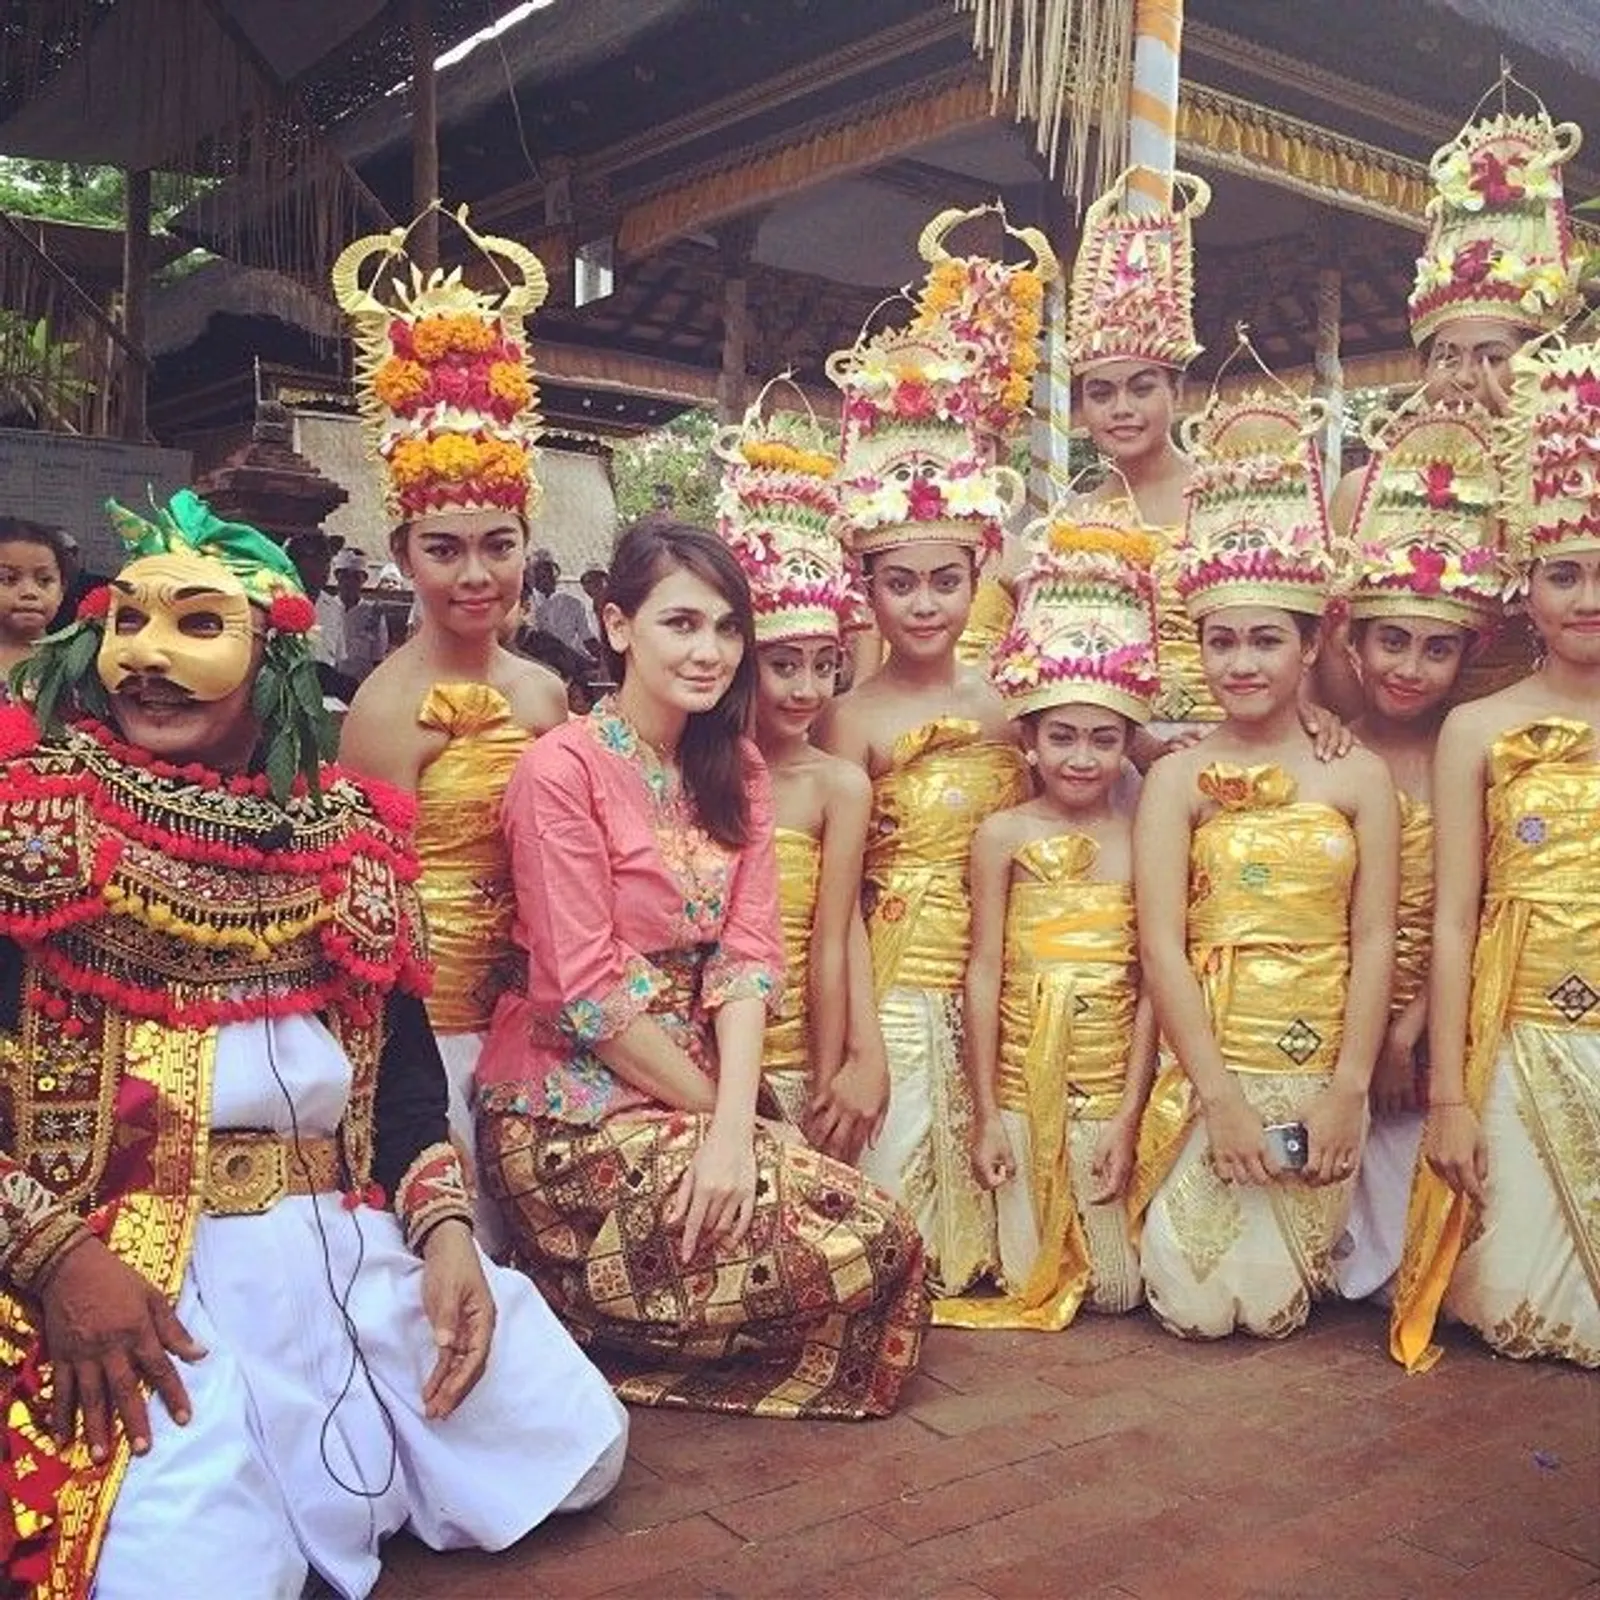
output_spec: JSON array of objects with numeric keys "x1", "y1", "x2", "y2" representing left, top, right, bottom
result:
[{"x1": 1428, "y1": 1098, "x2": 1469, "y2": 1109}]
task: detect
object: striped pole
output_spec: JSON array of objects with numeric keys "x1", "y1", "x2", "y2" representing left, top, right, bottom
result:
[
  {"x1": 1029, "y1": 276, "x2": 1077, "y2": 516},
  {"x1": 1126, "y1": 0, "x2": 1183, "y2": 214}
]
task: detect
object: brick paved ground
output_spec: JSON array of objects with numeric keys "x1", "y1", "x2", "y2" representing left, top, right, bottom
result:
[{"x1": 374, "y1": 1301, "x2": 1599, "y2": 1599}]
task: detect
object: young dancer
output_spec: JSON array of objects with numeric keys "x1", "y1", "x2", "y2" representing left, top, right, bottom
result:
[
  {"x1": 332, "y1": 219, "x2": 564, "y2": 1243},
  {"x1": 1392, "y1": 336, "x2": 1600, "y2": 1370},
  {"x1": 1333, "y1": 404, "x2": 1505, "y2": 1300},
  {"x1": 714, "y1": 396, "x2": 887, "y2": 1160},
  {"x1": 818, "y1": 309, "x2": 1032, "y2": 1297},
  {"x1": 1132, "y1": 386, "x2": 1399, "y2": 1339},
  {"x1": 949, "y1": 518, "x2": 1160, "y2": 1328}
]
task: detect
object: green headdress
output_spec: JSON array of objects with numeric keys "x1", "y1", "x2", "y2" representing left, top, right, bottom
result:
[{"x1": 13, "y1": 489, "x2": 336, "y2": 804}]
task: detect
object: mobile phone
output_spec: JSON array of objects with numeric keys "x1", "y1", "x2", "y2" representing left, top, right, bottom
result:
[{"x1": 1262, "y1": 1121, "x2": 1309, "y2": 1172}]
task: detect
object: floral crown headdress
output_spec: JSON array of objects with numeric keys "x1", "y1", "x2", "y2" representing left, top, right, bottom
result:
[
  {"x1": 15, "y1": 490, "x2": 333, "y2": 800},
  {"x1": 1066, "y1": 166, "x2": 1210, "y2": 374},
  {"x1": 1344, "y1": 395, "x2": 1506, "y2": 629},
  {"x1": 1497, "y1": 331, "x2": 1600, "y2": 577},
  {"x1": 908, "y1": 203, "x2": 1059, "y2": 447},
  {"x1": 713, "y1": 375, "x2": 866, "y2": 644},
  {"x1": 828, "y1": 306, "x2": 1025, "y2": 563},
  {"x1": 332, "y1": 202, "x2": 547, "y2": 521},
  {"x1": 1409, "y1": 74, "x2": 1583, "y2": 348},
  {"x1": 991, "y1": 510, "x2": 1161, "y2": 723},
  {"x1": 1173, "y1": 331, "x2": 1335, "y2": 620}
]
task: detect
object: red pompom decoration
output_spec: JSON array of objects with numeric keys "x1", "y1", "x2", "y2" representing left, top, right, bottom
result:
[
  {"x1": 268, "y1": 593, "x2": 318, "y2": 634},
  {"x1": 0, "y1": 702, "x2": 40, "y2": 760},
  {"x1": 76, "y1": 586, "x2": 110, "y2": 621}
]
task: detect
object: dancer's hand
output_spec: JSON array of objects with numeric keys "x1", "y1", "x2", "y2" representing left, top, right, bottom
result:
[
  {"x1": 809, "y1": 1048, "x2": 889, "y2": 1166},
  {"x1": 1303, "y1": 1081, "x2": 1366, "y2": 1186},
  {"x1": 1087, "y1": 1109, "x2": 1140, "y2": 1203},
  {"x1": 1425, "y1": 1103, "x2": 1488, "y2": 1204},
  {"x1": 420, "y1": 1220, "x2": 496, "y2": 1420},
  {"x1": 1371, "y1": 1021, "x2": 1422, "y2": 1116},
  {"x1": 969, "y1": 1114, "x2": 1017, "y2": 1190},
  {"x1": 40, "y1": 1236, "x2": 205, "y2": 1462},
  {"x1": 667, "y1": 1123, "x2": 757, "y2": 1263},
  {"x1": 1200, "y1": 1084, "x2": 1272, "y2": 1186},
  {"x1": 1300, "y1": 699, "x2": 1354, "y2": 762}
]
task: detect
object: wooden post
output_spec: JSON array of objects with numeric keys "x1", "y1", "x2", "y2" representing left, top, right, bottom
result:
[
  {"x1": 120, "y1": 168, "x2": 151, "y2": 442},
  {"x1": 1311, "y1": 215, "x2": 1344, "y2": 476},
  {"x1": 409, "y1": 0, "x2": 439, "y2": 271},
  {"x1": 716, "y1": 221, "x2": 758, "y2": 423},
  {"x1": 1030, "y1": 184, "x2": 1074, "y2": 515}
]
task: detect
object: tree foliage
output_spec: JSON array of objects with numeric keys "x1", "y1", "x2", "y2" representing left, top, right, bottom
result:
[{"x1": 611, "y1": 407, "x2": 722, "y2": 527}]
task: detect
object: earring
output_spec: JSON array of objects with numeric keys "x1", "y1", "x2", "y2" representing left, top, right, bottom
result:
[{"x1": 1024, "y1": 750, "x2": 1039, "y2": 767}]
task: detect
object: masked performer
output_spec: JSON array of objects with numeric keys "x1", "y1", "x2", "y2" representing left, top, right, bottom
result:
[{"x1": 0, "y1": 492, "x2": 625, "y2": 1599}]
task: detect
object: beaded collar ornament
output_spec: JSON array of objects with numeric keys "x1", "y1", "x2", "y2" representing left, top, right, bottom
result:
[
  {"x1": 713, "y1": 380, "x2": 866, "y2": 644},
  {"x1": 908, "y1": 204, "x2": 1059, "y2": 447},
  {"x1": 1174, "y1": 375, "x2": 1334, "y2": 621},
  {"x1": 1065, "y1": 166, "x2": 1210, "y2": 375},
  {"x1": 1498, "y1": 334, "x2": 1600, "y2": 577},
  {"x1": 990, "y1": 517, "x2": 1161, "y2": 723},
  {"x1": 1409, "y1": 83, "x2": 1583, "y2": 347},
  {"x1": 1345, "y1": 402, "x2": 1506, "y2": 629},
  {"x1": 332, "y1": 203, "x2": 548, "y2": 520}
]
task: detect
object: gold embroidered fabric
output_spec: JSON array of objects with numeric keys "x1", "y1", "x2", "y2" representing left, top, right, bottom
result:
[
  {"x1": 415, "y1": 683, "x2": 530, "y2": 1033},
  {"x1": 1393, "y1": 792, "x2": 1434, "y2": 1014},
  {"x1": 941, "y1": 832, "x2": 1139, "y2": 1331},
  {"x1": 1393, "y1": 718, "x2": 1600, "y2": 1370},
  {"x1": 864, "y1": 719, "x2": 1030, "y2": 995},
  {"x1": 764, "y1": 827, "x2": 821, "y2": 1114},
  {"x1": 954, "y1": 577, "x2": 1016, "y2": 668},
  {"x1": 1134, "y1": 764, "x2": 1355, "y2": 1215}
]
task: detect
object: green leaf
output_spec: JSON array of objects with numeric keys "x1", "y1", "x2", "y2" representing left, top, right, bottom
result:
[{"x1": 264, "y1": 730, "x2": 297, "y2": 802}]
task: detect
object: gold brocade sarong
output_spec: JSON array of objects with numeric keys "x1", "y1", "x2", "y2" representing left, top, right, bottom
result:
[
  {"x1": 764, "y1": 828, "x2": 821, "y2": 1124},
  {"x1": 415, "y1": 684, "x2": 530, "y2": 1034},
  {"x1": 1392, "y1": 718, "x2": 1600, "y2": 1370},
  {"x1": 954, "y1": 577, "x2": 1015, "y2": 668},
  {"x1": 938, "y1": 834, "x2": 1142, "y2": 1331},
  {"x1": 859, "y1": 720, "x2": 1030, "y2": 1297},
  {"x1": 1392, "y1": 793, "x2": 1434, "y2": 1016},
  {"x1": 481, "y1": 1111, "x2": 928, "y2": 1419},
  {"x1": 1133, "y1": 764, "x2": 1359, "y2": 1340}
]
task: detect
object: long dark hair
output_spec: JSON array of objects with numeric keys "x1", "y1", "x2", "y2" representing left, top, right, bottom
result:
[{"x1": 602, "y1": 517, "x2": 757, "y2": 848}]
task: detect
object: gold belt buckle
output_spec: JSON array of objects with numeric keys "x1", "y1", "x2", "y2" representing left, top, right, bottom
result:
[{"x1": 205, "y1": 1136, "x2": 289, "y2": 1216}]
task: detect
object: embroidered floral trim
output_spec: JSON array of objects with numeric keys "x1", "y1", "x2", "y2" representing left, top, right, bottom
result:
[
  {"x1": 395, "y1": 1140, "x2": 474, "y2": 1252},
  {"x1": 558, "y1": 955, "x2": 666, "y2": 1045},
  {"x1": 701, "y1": 951, "x2": 782, "y2": 1014}
]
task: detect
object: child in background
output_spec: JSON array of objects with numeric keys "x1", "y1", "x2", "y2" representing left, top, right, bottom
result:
[
  {"x1": 951, "y1": 520, "x2": 1160, "y2": 1328},
  {"x1": 0, "y1": 515, "x2": 72, "y2": 682},
  {"x1": 714, "y1": 395, "x2": 888, "y2": 1160},
  {"x1": 1333, "y1": 404, "x2": 1503, "y2": 1301}
]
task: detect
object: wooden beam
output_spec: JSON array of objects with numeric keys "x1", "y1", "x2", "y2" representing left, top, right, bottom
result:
[
  {"x1": 409, "y1": 0, "x2": 440, "y2": 271},
  {"x1": 121, "y1": 168, "x2": 151, "y2": 442}
]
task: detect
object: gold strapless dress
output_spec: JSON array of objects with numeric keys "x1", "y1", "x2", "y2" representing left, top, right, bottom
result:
[
  {"x1": 859, "y1": 718, "x2": 1030, "y2": 1297},
  {"x1": 1392, "y1": 791, "x2": 1434, "y2": 1016},
  {"x1": 415, "y1": 683, "x2": 529, "y2": 1035},
  {"x1": 940, "y1": 833, "x2": 1142, "y2": 1330},
  {"x1": 1393, "y1": 718, "x2": 1600, "y2": 1369},
  {"x1": 1150, "y1": 522, "x2": 1221, "y2": 725},
  {"x1": 1134, "y1": 763, "x2": 1359, "y2": 1339},
  {"x1": 765, "y1": 826, "x2": 821, "y2": 1122},
  {"x1": 954, "y1": 577, "x2": 1015, "y2": 668}
]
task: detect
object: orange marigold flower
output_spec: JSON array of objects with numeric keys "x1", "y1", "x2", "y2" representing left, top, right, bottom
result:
[
  {"x1": 373, "y1": 357, "x2": 429, "y2": 411},
  {"x1": 487, "y1": 361, "x2": 532, "y2": 408},
  {"x1": 388, "y1": 438, "x2": 432, "y2": 485}
]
